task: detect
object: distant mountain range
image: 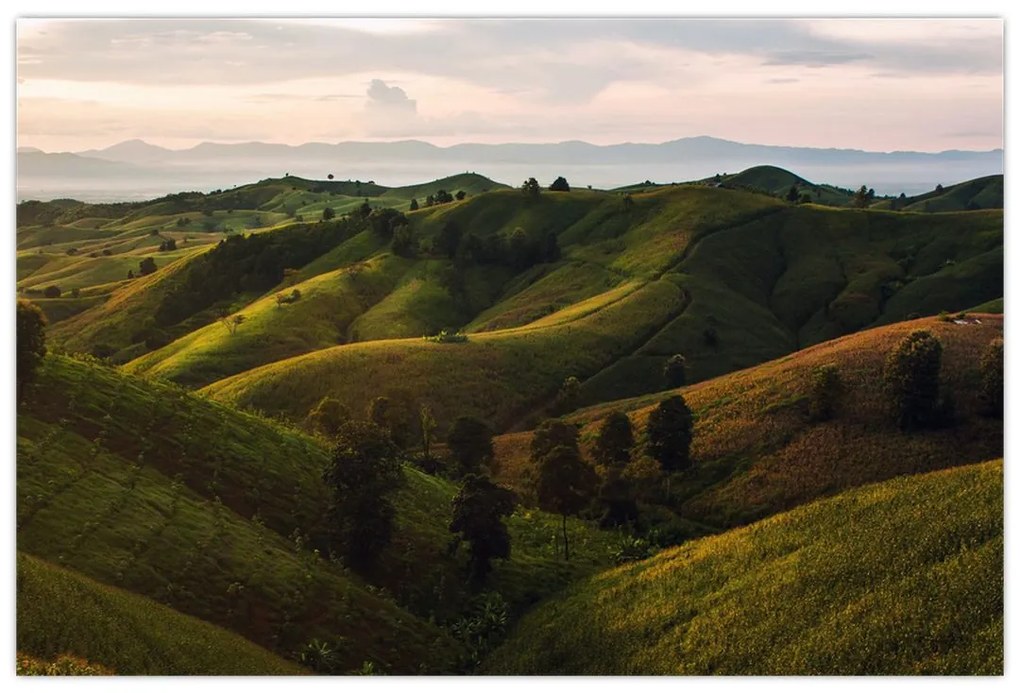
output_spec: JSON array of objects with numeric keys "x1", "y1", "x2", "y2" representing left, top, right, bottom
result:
[{"x1": 17, "y1": 136, "x2": 1003, "y2": 202}]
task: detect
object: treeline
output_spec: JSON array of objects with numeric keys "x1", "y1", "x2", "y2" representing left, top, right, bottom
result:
[{"x1": 153, "y1": 216, "x2": 364, "y2": 327}]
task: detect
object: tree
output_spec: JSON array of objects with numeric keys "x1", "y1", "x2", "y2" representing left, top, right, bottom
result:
[
  {"x1": 541, "y1": 231, "x2": 561, "y2": 263},
  {"x1": 447, "y1": 416, "x2": 495, "y2": 478},
  {"x1": 449, "y1": 475, "x2": 517, "y2": 583},
  {"x1": 436, "y1": 221, "x2": 464, "y2": 259},
  {"x1": 17, "y1": 300, "x2": 47, "y2": 401},
  {"x1": 409, "y1": 198, "x2": 419, "y2": 211},
  {"x1": 390, "y1": 223, "x2": 415, "y2": 257},
  {"x1": 530, "y1": 418, "x2": 580, "y2": 461},
  {"x1": 419, "y1": 405, "x2": 437, "y2": 458},
  {"x1": 43, "y1": 285, "x2": 61, "y2": 299},
  {"x1": 884, "y1": 330, "x2": 944, "y2": 430},
  {"x1": 321, "y1": 420, "x2": 403, "y2": 569},
  {"x1": 853, "y1": 185, "x2": 871, "y2": 208},
  {"x1": 308, "y1": 396, "x2": 352, "y2": 438},
  {"x1": 359, "y1": 201, "x2": 372, "y2": 219},
  {"x1": 533, "y1": 445, "x2": 597, "y2": 561},
  {"x1": 592, "y1": 412, "x2": 634, "y2": 471},
  {"x1": 549, "y1": 176, "x2": 570, "y2": 192},
  {"x1": 555, "y1": 376, "x2": 581, "y2": 414},
  {"x1": 327, "y1": 173, "x2": 334, "y2": 180},
  {"x1": 979, "y1": 338, "x2": 1003, "y2": 418},
  {"x1": 218, "y1": 312, "x2": 246, "y2": 336},
  {"x1": 159, "y1": 238, "x2": 177, "y2": 251},
  {"x1": 521, "y1": 177, "x2": 540, "y2": 197},
  {"x1": 368, "y1": 396, "x2": 392, "y2": 430},
  {"x1": 139, "y1": 257, "x2": 157, "y2": 276},
  {"x1": 786, "y1": 185, "x2": 799, "y2": 202},
  {"x1": 127, "y1": 270, "x2": 135, "y2": 279},
  {"x1": 455, "y1": 190, "x2": 466, "y2": 201},
  {"x1": 808, "y1": 364, "x2": 843, "y2": 422},
  {"x1": 646, "y1": 395, "x2": 694, "y2": 475},
  {"x1": 322, "y1": 206, "x2": 336, "y2": 221},
  {"x1": 663, "y1": 354, "x2": 687, "y2": 388}
]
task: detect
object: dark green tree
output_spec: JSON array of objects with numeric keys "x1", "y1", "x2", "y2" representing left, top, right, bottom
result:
[
  {"x1": 541, "y1": 231, "x2": 561, "y2": 262},
  {"x1": 646, "y1": 395, "x2": 694, "y2": 474},
  {"x1": 308, "y1": 396, "x2": 352, "y2": 438},
  {"x1": 455, "y1": 190, "x2": 466, "y2": 201},
  {"x1": 447, "y1": 416, "x2": 495, "y2": 478},
  {"x1": 883, "y1": 330, "x2": 944, "y2": 430},
  {"x1": 409, "y1": 198, "x2": 419, "y2": 211},
  {"x1": 663, "y1": 354, "x2": 687, "y2": 388},
  {"x1": 43, "y1": 285, "x2": 61, "y2": 298},
  {"x1": 530, "y1": 418, "x2": 580, "y2": 462},
  {"x1": 436, "y1": 221, "x2": 464, "y2": 259},
  {"x1": 390, "y1": 222, "x2": 415, "y2": 257},
  {"x1": 17, "y1": 300, "x2": 47, "y2": 401},
  {"x1": 322, "y1": 206, "x2": 336, "y2": 221},
  {"x1": 321, "y1": 420, "x2": 403, "y2": 569},
  {"x1": 554, "y1": 376, "x2": 581, "y2": 414},
  {"x1": 368, "y1": 396, "x2": 391, "y2": 430},
  {"x1": 979, "y1": 337, "x2": 1003, "y2": 418},
  {"x1": 139, "y1": 257, "x2": 157, "y2": 276},
  {"x1": 521, "y1": 177, "x2": 540, "y2": 197},
  {"x1": 808, "y1": 364, "x2": 843, "y2": 422},
  {"x1": 786, "y1": 185, "x2": 799, "y2": 202},
  {"x1": 592, "y1": 412, "x2": 633, "y2": 471},
  {"x1": 358, "y1": 201, "x2": 372, "y2": 219},
  {"x1": 449, "y1": 475, "x2": 517, "y2": 583},
  {"x1": 549, "y1": 176, "x2": 570, "y2": 192},
  {"x1": 533, "y1": 445, "x2": 597, "y2": 561},
  {"x1": 853, "y1": 185, "x2": 871, "y2": 208}
]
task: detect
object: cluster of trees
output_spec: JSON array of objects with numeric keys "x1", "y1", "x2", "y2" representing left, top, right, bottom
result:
[
  {"x1": 853, "y1": 185, "x2": 877, "y2": 208},
  {"x1": 311, "y1": 397, "x2": 516, "y2": 584},
  {"x1": 520, "y1": 176, "x2": 571, "y2": 195},
  {"x1": 158, "y1": 238, "x2": 177, "y2": 252},
  {"x1": 17, "y1": 300, "x2": 47, "y2": 401},
  {"x1": 532, "y1": 394, "x2": 695, "y2": 558},
  {"x1": 153, "y1": 215, "x2": 362, "y2": 329}
]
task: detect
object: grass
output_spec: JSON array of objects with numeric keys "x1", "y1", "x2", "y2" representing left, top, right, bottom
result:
[
  {"x1": 494, "y1": 315, "x2": 1004, "y2": 530},
  {"x1": 18, "y1": 354, "x2": 620, "y2": 671},
  {"x1": 870, "y1": 175, "x2": 1003, "y2": 212},
  {"x1": 17, "y1": 553, "x2": 306, "y2": 675},
  {"x1": 484, "y1": 460, "x2": 1002, "y2": 675},
  {"x1": 201, "y1": 277, "x2": 686, "y2": 432}
]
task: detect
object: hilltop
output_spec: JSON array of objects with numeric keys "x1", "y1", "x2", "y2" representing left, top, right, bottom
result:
[
  {"x1": 869, "y1": 175, "x2": 1003, "y2": 212},
  {"x1": 485, "y1": 460, "x2": 1003, "y2": 675},
  {"x1": 493, "y1": 315, "x2": 1004, "y2": 529}
]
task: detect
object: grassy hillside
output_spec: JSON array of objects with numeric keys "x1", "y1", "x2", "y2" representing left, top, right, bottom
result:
[
  {"x1": 494, "y1": 315, "x2": 1003, "y2": 529},
  {"x1": 17, "y1": 553, "x2": 305, "y2": 675},
  {"x1": 18, "y1": 354, "x2": 619, "y2": 671},
  {"x1": 715, "y1": 165, "x2": 854, "y2": 206},
  {"x1": 485, "y1": 460, "x2": 1003, "y2": 675},
  {"x1": 871, "y1": 175, "x2": 1003, "y2": 212}
]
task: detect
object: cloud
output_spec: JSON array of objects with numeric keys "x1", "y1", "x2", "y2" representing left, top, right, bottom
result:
[
  {"x1": 763, "y1": 50, "x2": 871, "y2": 67},
  {"x1": 366, "y1": 79, "x2": 417, "y2": 114}
]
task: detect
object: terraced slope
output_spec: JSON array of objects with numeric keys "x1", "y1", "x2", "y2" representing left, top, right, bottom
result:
[{"x1": 485, "y1": 460, "x2": 1003, "y2": 675}]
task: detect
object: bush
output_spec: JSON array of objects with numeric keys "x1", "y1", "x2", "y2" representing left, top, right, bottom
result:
[
  {"x1": 979, "y1": 338, "x2": 1004, "y2": 418},
  {"x1": 884, "y1": 330, "x2": 944, "y2": 430},
  {"x1": 663, "y1": 354, "x2": 687, "y2": 388},
  {"x1": 17, "y1": 299, "x2": 47, "y2": 399},
  {"x1": 808, "y1": 364, "x2": 843, "y2": 422},
  {"x1": 424, "y1": 330, "x2": 468, "y2": 343},
  {"x1": 549, "y1": 176, "x2": 570, "y2": 192},
  {"x1": 43, "y1": 285, "x2": 61, "y2": 298},
  {"x1": 647, "y1": 395, "x2": 694, "y2": 474}
]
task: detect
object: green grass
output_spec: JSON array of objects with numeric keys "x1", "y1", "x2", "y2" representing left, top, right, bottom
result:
[
  {"x1": 18, "y1": 354, "x2": 619, "y2": 671},
  {"x1": 17, "y1": 553, "x2": 306, "y2": 675},
  {"x1": 494, "y1": 315, "x2": 1004, "y2": 530},
  {"x1": 484, "y1": 460, "x2": 1003, "y2": 675},
  {"x1": 871, "y1": 175, "x2": 1003, "y2": 212}
]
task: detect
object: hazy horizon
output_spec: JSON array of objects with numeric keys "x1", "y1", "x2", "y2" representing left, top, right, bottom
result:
[{"x1": 17, "y1": 18, "x2": 1003, "y2": 154}]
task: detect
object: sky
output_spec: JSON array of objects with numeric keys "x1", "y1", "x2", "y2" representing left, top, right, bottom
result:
[{"x1": 16, "y1": 17, "x2": 1004, "y2": 153}]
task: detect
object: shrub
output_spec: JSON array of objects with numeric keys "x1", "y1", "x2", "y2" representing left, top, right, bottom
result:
[
  {"x1": 424, "y1": 330, "x2": 468, "y2": 343},
  {"x1": 307, "y1": 396, "x2": 352, "y2": 438},
  {"x1": 647, "y1": 395, "x2": 694, "y2": 474},
  {"x1": 808, "y1": 364, "x2": 843, "y2": 422},
  {"x1": 549, "y1": 176, "x2": 570, "y2": 192},
  {"x1": 43, "y1": 285, "x2": 61, "y2": 298},
  {"x1": 663, "y1": 354, "x2": 687, "y2": 388},
  {"x1": 979, "y1": 338, "x2": 1004, "y2": 418},
  {"x1": 449, "y1": 475, "x2": 517, "y2": 583},
  {"x1": 884, "y1": 330, "x2": 944, "y2": 430},
  {"x1": 17, "y1": 299, "x2": 47, "y2": 399},
  {"x1": 138, "y1": 257, "x2": 157, "y2": 276}
]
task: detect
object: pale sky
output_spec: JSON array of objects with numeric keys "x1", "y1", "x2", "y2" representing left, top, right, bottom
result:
[{"x1": 16, "y1": 17, "x2": 1004, "y2": 153}]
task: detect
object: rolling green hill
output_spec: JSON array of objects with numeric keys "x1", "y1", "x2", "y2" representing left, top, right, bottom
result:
[
  {"x1": 17, "y1": 353, "x2": 619, "y2": 672},
  {"x1": 871, "y1": 175, "x2": 1003, "y2": 212},
  {"x1": 484, "y1": 460, "x2": 1003, "y2": 675},
  {"x1": 493, "y1": 315, "x2": 1004, "y2": 529},
  {"x1": 187, "y1": 187, "x2": 1000, "y2": 434},
  {"x1": 17, "y1": 553, "x2": 306, "y2": 675}
]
